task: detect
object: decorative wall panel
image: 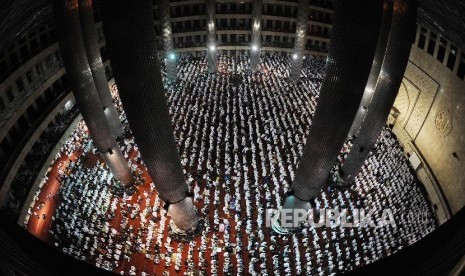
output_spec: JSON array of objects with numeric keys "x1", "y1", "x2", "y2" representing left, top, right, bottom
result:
[{"x1": 403, "y1": 62, "x2": 439, "y2": 140}]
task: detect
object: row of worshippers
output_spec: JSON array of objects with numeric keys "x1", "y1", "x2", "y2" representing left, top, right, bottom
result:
[{"x1": 27, "y1": 53, "x2": 437, "y2": 275}]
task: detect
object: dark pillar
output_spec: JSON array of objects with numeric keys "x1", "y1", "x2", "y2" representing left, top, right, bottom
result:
[
  {"x1": 349, "y1": 1, "x2": 394, "y2": 136},
  {"x1": 250, "y1": 0, "x2": 263, "y2": 72},
  {"x1": 100, "y1": 0, "x2": 199, "y2": 232},
  {"x1": 206, "y1": 0, "x2": 217, "y2": 72},
  {"x1": 53, "y1": 0, "x2": 133, "y2": 186},
  {"x1": 340, "y1": 0, "x2": 418, "y2": 185},
  {"x1": 78, "y1": 0, "x2": 124, "y2": 138},
  {"x1": 285, "y1": 0, "x2": 384, "y2": 207},
  {"x1": 290, "y1": 0, "x2": 310, "y2": 81},
  {"x1": 161, "y1": 0, "x2": 177, "y2": 83}
]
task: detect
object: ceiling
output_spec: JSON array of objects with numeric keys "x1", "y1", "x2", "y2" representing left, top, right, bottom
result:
[
  {"x1": 417, "y1": 0, "x2": 465, "y2": 50},
  {"x1": 1, "y1": 0, "x2": 464, "y2": 52},
  {"x1": 0, "y1": 0, "x2": 51, "y2": 49}
]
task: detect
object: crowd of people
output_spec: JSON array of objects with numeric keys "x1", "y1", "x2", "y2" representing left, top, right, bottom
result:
[{"x1": 26, "y1": 53, "x2": 437, "y2": 275}]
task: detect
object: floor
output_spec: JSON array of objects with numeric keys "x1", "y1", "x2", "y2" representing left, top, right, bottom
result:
[{"x1": 24, "y1": 56, "x2": 438, "y2": 275}]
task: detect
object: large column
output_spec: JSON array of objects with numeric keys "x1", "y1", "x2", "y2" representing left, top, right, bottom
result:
[
  {"x1": 453, "y1": 48, "x2": 462, "y2": 75},
  {"x1": 443, "y1": 41, "x2": 452, "y2": 67},
  {"x1": 348, "y1": 1, "x2": 394, "y2": 136},
  {"x1": 433, "y1": 32, "x2": 441, "y2": 59},
  {"x1": 284, "y1": 0, "x2": 384, "y2": 209},
  {"x1": 250, "y1": 0, "x2": 263, "y2": 72},
  {"x1": 206, "y1": 0, "x2": 217, "y2": 72},
  {"x1": 53, "y1": 0, "x2": 133, "y2": 186},
  {"x1": 100, "y1": 0, "x2": 199, "y2": 233},
  {"x1": 161, "y1": 0, "x2": 177, "y2": 83},
  {"x1": 414, "y1": 24, "x2": 421, "y2": 45},
  {"x1": 339, "y1": 0, "x2": 418, "y2": 185},
  {"x1": 0, "y1": 145, "x2": 5, "y2": 160},
  {"x1": 78, "y1": 0, "x2": 124, "y2": 138},
  {"x1": 289, "y1": 0, "x2": 310, "y2": 82}
]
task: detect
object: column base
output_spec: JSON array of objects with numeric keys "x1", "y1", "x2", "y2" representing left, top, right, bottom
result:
[
  {"x1": 270, "y1": 210, "x2": 291, "y2": 235},
  {"x1": 166, "y1": 196, "x2": 200, "y2": 240},
  {"x1": 290, "y1": 75, "x2": 301, "y2": 83},
  {"x1": 282, "y1": 193, "x2": 315, "y2": 210},
  {"x1": 169, "y1": 217, "x2": 204, "y2": 242},
  {"x1": 101, "y1": 145, "x2": 135, "y2": 186},
  {"x1": 270, "y1": 193, "x2": 315, "y2": 234},
  {"x1": 331, "y1": 167, "x2": 355, "y2": 189}
]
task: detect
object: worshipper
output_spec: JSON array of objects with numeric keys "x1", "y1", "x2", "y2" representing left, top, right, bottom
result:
[{"x1": 27, "y1": 53, "x2": 437, "y2": 275}]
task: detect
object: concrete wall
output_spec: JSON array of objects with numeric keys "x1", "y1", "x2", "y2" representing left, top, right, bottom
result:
[{"x1": 392, "y1": 43, "x2": 465, "y2": 214}]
